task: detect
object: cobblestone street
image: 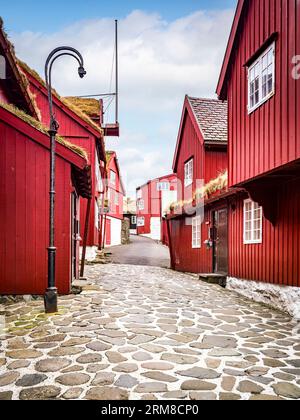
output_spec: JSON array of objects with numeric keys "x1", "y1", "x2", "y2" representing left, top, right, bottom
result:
[{"x1": 1, "y1": 263, "x2": 300, "y2": 400}]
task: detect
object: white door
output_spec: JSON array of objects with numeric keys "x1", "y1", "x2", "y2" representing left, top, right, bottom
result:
[{"x1": 150, "y1": 217, "x2": 161, "y2": 241}]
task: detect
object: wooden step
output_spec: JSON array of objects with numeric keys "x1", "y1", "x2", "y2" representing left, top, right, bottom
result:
[{"x1": 199, "y1": 274, "x2": 227, "y2": 288}]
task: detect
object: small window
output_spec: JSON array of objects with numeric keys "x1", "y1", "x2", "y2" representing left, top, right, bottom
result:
[
  {"x1": 184, "y1": 159, "x2": 193, "y2": 187},
  {"x1": 137, "y1": 217, "x2": 145, "y2": 227},
  {"x1": 110, "y1": 170, "x2": 116, "y2": 186},
  {"x1": 114, "y1": 191, "x2": 119, "y2": 206},
  {"x1": 137, "y1": 199, "x2": 144, "y2": 210},
  {"x1": 244, "y1": 199, "x2": 263, "y2": 244},
  {"x1": 137, "y1": 189, "x2": 142, "y2": 199},
  {"x1": 192, "y1": 216, "x2": 201, "y2": 249},
  {"x1": 157, "y1": 182, "x2": 170, "y2": 192},
  {"x1": 248, "y1": 43, "x2": 275, "y2": 113},
  {"x1": 131, "y1": 216, "x2": 137, "y2": 225},
  {"x1": 95, "y1": 200, "x2": 99, "y2": 229}
]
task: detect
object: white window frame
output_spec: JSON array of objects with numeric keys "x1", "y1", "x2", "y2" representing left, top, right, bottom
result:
[
  {"x1": 248, "y1": 42, "x2": 275, "y2": 114},
  {"x1": 110, "y1": 170, "x2": 116, "y2": 186},
  {"x1": 114, "y1": 191, "x2": 119, "y2": 206},
  {"x1": 137, "y1": 217, "x2": 145, "y2": 227},
  {"x1": 243, "y1": 199, "x2": 263, "y2": 245},
  {"x1": 192, "y1": 216, "x2": 201, "y2": 249},
  {"x1": 131, "y1": 216, "x2": 137, "y2": 225},
  {"x1": 95, "y1": 199, "x2": 99, "y2": 229},
  {"x1": 137, "y1": 199, "x2": 144, "y2": 211},
  {"x1": 95, "y1": 151, "x2": 103, "y2": 193},
  {"x1": 184, "y1": 159, "x2": 193, "y2": 187},
  {"x1": 157, "y1": 182, "x2": 170, "y2": 192},
  {"x1": 137, "y1": 189, "x2": 142, "y2": 199}
]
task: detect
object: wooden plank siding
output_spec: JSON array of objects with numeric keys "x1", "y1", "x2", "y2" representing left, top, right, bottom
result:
[
  {"x1": 229, "y1": 177, "x2": 300, "y2": 287},
  {"x1": 0, "y1": 117, "x2": 74, "y2": 295},
  {"x1": 226, "y1": 0, "x2": 300, "y2": 187}
]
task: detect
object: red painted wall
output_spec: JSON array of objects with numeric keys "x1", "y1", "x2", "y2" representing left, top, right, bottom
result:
[
  {"x1": 0, "y1": 113, "x2": 74, "y2": 295},
  {"x1": 170, "y1": 211, "x2": 212, "y2": 274},
  {"x1": 107, "y1": 156, "x2": 124, "y2": 221},
  {"x1": 176, "y1": 110, "x2": 227, "y2": 203},
  {"x1": 229, "y1": 177, "x2": 300, "y2": 287},
  {"x1": 227, "y1": 0, "x2": 300, "y2": 187},
  {"x1": 136, "y1": 183, "x2": 151, "y2": 235}
]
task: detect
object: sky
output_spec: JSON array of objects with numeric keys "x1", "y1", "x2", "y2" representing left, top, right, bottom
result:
[{"x1": 1, "y1": 0, "x2": 237, "y2": 197}]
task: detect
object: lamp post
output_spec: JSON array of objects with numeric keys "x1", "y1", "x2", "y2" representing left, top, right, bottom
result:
[{"x1": 44, "y1": 47, "x2": 86, "y2": 314}]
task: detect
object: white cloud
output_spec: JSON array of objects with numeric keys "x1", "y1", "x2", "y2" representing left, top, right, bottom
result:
[{"x1": 11, "y1": 8, "x2": 234, "y2": 197}]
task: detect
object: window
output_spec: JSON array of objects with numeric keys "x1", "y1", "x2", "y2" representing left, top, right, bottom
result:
[
  {"x1": 95, "y1": 200, "x2": 99, "y2": 229},
  {"x1": 110, "y1": 170, "x2": 116, "y2": 186},
  {"x1": 137, "y1": 189, "x2": 142, "y2": 199},
  {"x1": 192, "y1": 216, "x2": 201, "y2": 249},
  {"x1": 95, "y1": 152, "x2": 103, "y2": 193},
  {"x1": 137, "y1": 217, "x2": 145, "y2": 227},
  {"x1": 131, "y1": 216, "x2": 137, "y2": 225},
  {"x1": 248, "y1": 43, "x2": 275, "y2": 112},
  {"x1": 137, "y1": 199, "x2": 144, "y2": 210},
  {"x1": 244, "y1": 199, "x2": 263, "y2": 244},
  {"x1": 114, "y1": 191, "x2": 119, "y2": 206},
  {"x1": 184, "y1": 159, "x2": 193, "y2": 187},
  {"x1": 157, "y1": 182, "x2": 170, "y2": 192}
]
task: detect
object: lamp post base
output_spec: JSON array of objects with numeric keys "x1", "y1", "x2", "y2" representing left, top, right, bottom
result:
[{"x1": 44, "y1": 288, "x2": 58, "y2": 314}]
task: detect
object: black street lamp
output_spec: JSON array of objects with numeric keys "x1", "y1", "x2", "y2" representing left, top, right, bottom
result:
[{"x1": 44, "y1": 47, "x2": 86, "y2": 314}]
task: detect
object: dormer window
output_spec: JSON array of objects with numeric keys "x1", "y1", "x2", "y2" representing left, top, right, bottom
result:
[
  {"x1": 248, "y1": 43, "x2": 275, "y2": 113},
  {"x1": 184, "y1": 158, "x2": 193, "y2": 187}
]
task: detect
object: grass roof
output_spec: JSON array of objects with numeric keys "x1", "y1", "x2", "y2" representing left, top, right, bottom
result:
[
  {"x1": 64, "y1": 97, "x2": 101, "y2": 119},
  {"x1": 17, "y1": 60, "x2": 104, "y2": 136},
  {"x1": 0, "y1": 102, "x2": 88, "y2": 160},
  {"x1": 169, "y1": 171, "x2": 228, "y2": 213}
]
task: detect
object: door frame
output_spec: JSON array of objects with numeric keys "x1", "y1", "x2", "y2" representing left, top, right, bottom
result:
[{"x1": 212, "y1": 206, "x2": 228, "y2": 275}]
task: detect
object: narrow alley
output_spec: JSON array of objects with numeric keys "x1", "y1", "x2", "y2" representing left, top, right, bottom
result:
[
  {"x1": 1, "y1": 261, "x2": 300, "y2": 400},
  {"x1": 109, "y1": 235, "x2": 170, "y2": 268}
]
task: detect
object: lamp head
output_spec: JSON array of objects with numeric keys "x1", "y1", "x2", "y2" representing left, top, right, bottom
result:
[{"x1": 78, "y1": 66, "x2": 86, "y2": 79}]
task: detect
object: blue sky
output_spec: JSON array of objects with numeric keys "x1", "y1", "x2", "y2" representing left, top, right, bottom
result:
[
  {"x1": 2, "y1": 1, "x2": 237, "y2": 197},
  {"x1": 2, "y1": 1, "x2": 236, "y2": 32}
]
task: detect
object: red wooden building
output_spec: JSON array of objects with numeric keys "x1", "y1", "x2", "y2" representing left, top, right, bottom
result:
[
  {"x1": 167, "y1": 96, "x2": 229, "y2": 275},
  {"x1": 0, "y1": 23, "x2": 92, "y2": 295},
  {"x1": 103, "y1": 151, "x2": 125, "y2": 247},
  {"x1": 136, "y1": 173, "x2": 177, "y2": 242},
  {"x1": 217, "y1": 0, "x2": 300, "y2": 317},
  {"x1": 17, "y1": 62, "x2": 107, "y2": 262}
]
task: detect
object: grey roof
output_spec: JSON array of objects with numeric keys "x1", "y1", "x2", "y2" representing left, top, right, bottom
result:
[{"x1": 188, "y1": 97, "x2": 228, "y2": 144}]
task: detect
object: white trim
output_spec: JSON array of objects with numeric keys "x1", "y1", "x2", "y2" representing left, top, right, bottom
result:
[
  {"x1": 157, "y1": 181, "x2": 170, "y2": 191},
  {"x1": 137, "y1": 217, "x2": 145, "y2": 227},
  {"x1": 248, "y1": 42, "x2": 275, "y2": 114},
  {"x1": 243, "y1": 199, "x2": 263, "y2": 245},
  {"x1": 184, "y1": 159, "x2": 193, "y2": 187},
  {"x1": 192, "y1": 216, "x2": 201, "y2": 249}
]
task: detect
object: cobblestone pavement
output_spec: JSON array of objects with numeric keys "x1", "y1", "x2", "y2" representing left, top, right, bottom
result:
[{"x1": 1, "y1": 264, "x2": 300, "y2": 400}]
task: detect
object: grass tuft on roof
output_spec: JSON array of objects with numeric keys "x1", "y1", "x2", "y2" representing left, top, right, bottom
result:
[
  {"x1": 0, "y1": 102, "x2": 88, "y2": 160},
  {"x1": 17, "y1": 60, "x2": 104, "y2": 136},
  {"x1": 64, "y1": 97, "x2": 100, "y2": 118}
]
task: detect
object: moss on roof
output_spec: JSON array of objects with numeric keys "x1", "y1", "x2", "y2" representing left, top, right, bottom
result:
[
  {"x1": 0, "y1": 102, "x2": 88, "y2": 160},
  {"x1": 17, "y1": 60, "x2": 104, "y2": 136},
  {"x1": 169, "y1": 171, "x2": 228, "y2": 213},
  {"x1": 106, "y1": 151, "x2": 114, "y2": 163},
  {"x1": 64, "y1": 97, "x2": 100, "y2": 119}
]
